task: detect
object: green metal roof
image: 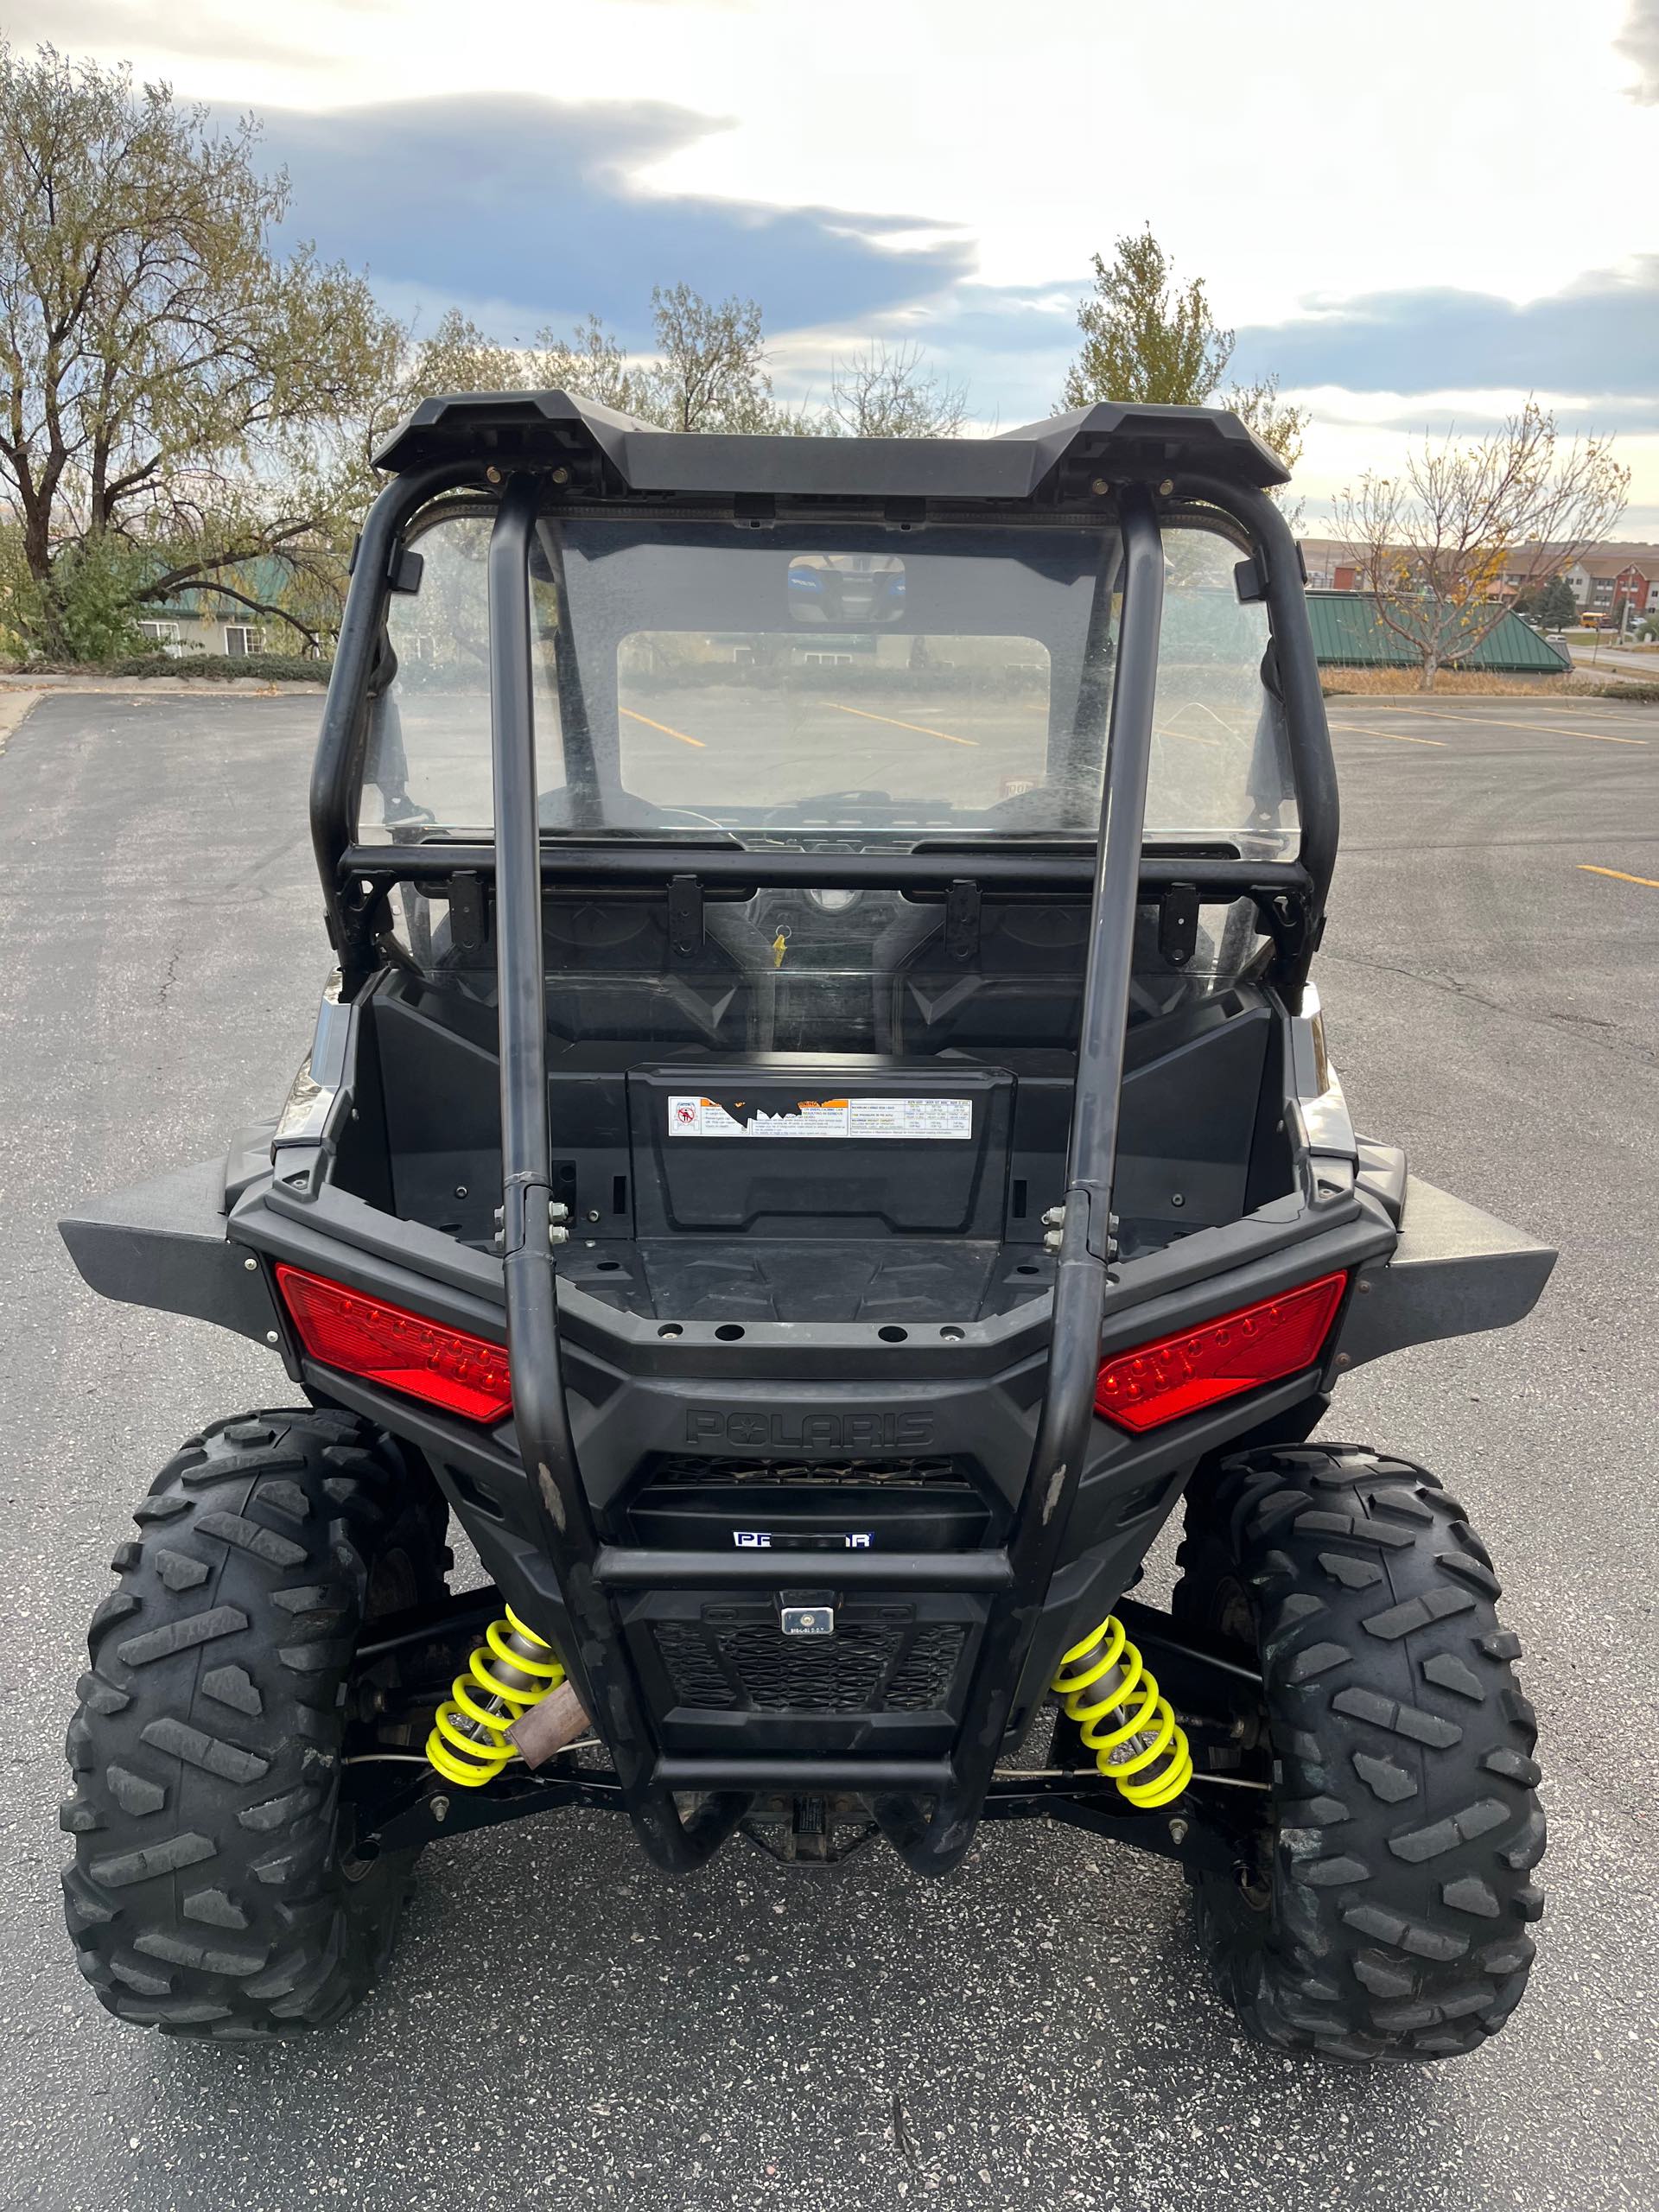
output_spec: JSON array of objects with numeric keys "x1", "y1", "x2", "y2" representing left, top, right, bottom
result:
[{"x1": 1305, "y1": 591, "x2": 1572, "y2": 674}]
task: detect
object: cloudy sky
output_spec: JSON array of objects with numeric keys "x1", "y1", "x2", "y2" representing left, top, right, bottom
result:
[{"x1": 17, "y1": 0, "x2": 1659, "y2": 524}]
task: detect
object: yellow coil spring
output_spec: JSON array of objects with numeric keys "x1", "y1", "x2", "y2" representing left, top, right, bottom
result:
[
  {"x1": 426, "y1": 1605, "x2": 566, "y2": 1789},
  {"x1": 1051, "y1": 1614, "x2": 1193, "y2": 1810}
]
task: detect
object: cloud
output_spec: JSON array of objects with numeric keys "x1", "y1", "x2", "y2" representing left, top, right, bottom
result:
[
  {"x1": 257, "y1": 92, "x2": 976, "y2": 341},
  {"x1": 1286, "y1": 387, "x2": 1659, "y2": 440},
  {"x1": 1617, "y1": 0, "x2": 1659, "y2": 100},
  {"x1": 919, "y1": 281, "x2": 1078, "y2": 349},
  {"x1": 1231, "y1": 260, "x2": 1659, "y2": 423},
  {"x1": 940, "y1": 261, "x2": 1659, "y2": 433},
  {"x1": 881, "y1": 263, "x2": 1659, "y2": 441},
  {"x1": 1, "y1": 1, "x2": 315, "y2": 69},
  {"x1": 758, "y1": 279, "x2": 1083, "y2": 429}
]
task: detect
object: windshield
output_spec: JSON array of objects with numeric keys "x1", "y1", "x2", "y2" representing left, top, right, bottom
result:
[{"x1": 362, "y1": 505, "x2": 1298, "y2": 857}]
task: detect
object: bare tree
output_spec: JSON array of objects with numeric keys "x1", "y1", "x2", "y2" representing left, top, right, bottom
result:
[
  {"x1": 639, "y1": 284, "x2": 777, "y2": 434},
  {"x1": 397, "y1": 308, "x2": 526, "y2": 401},
  {"x1": 386, "y1": 307, "x2": 652, "y2": 445},
  {"x1": 821, "y1": 340, "x2": 968, "y2": 438},
  {"x1": 540, "y1": 314, "x2": 652, "y2": 417},
  {"x1": 393, "y1": 289, "x2": 792, "y2": 435},
  {"x1": 391, "y1": 296, "x2": 976, "y2": 449},
  {"x1": 1332, "y1": 404, "x2": 1629, "y2": 690}
]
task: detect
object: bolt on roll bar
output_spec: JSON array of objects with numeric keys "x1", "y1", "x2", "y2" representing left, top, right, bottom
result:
[
  {"x1": 1182, "y1": 471, "x2": 1340, "y2": 995},
  {"x1": 474, "y1": 474, "x2": 1168, "y2": 1872},
  {"x1": 485, "y1": 476, "x2": 747, "y2": 1870},
  {"x1": 309, "y1": 459, "x2": 1331, "y2": 1867},
  {"x1": 310, "y1": 461, "x2": 487, "y2": 973}
]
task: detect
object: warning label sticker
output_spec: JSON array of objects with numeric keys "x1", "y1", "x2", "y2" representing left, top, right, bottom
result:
[{"x1": 667, "y1": 1095, "x2": 973, "y2": 1141}]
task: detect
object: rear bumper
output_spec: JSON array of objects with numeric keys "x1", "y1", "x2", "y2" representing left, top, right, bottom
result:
[
  {"x1": 58, "y1": 1141, "x2": 1552, "y2": 1867},
  {"x1": 57, "y1": 1147, "x2": 1391, "y2": 1761}
]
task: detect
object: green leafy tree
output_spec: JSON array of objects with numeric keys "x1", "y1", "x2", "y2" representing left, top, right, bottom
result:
[
  {"x1": 1519, "y1": 574, "x2": 1580, "y2": 632},
  {"x1": 0, "y1": 41, "x2": 404, "y2": 659},
  {"x1": 1063, "y1": 227, "x2": 1231, "y2": 410},
  {"x1": 1060, "y1": 226, "x2": 1307, "y2": 474},
  {"x1": 1225, "y1": 374, "x2": 1307, "y2": 479}
]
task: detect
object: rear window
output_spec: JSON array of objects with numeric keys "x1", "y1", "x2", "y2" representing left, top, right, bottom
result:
[
  {"x1": 615, "y1": 621, "x2": 1052, "y2": 822},
  {"x1": 360, "y1": 504, "x2": 1296, "y2": 858}
]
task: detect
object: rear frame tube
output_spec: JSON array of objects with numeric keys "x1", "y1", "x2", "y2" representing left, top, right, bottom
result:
[
  {"x1": 875, "y1": 483, "x2": 1166, "y2": 1872},
  {"x1": 486, "y1": 475, "x2": 745, "y2": 1870},
  {"x1": 310, "y1": 461, "x2": 486, "y2": 986},
  {"x1": 1179, "y1": 471, "x2": 1340, "y2": 999}
]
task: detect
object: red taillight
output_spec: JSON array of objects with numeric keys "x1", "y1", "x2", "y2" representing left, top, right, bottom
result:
[
  {"x1": 1094, "y1": 1273, "x2": 1348, "y2": 1433},
  {"x1": 274, "y1": 1265, "x2": 512, "y2": 1424}
]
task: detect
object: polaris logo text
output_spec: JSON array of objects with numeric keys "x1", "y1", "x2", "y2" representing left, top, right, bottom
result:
[
  {"x1": 733, "y1": 1532, "x2": 874, "y2": 1549},
  {"x1": 684, "y1": 1410, "x2": 936, "y2": 1451}
]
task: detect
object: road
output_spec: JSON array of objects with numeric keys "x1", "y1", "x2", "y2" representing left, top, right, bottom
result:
[
  {"x1": 1566, "y1": 640, "x2": 1658, "y2": 683},
  {"x1": 2, "y1": 691, "x2": 1656, "y2": 2211}
]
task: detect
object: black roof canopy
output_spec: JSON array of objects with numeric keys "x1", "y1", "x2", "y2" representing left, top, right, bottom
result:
[{"x1": 372, "y1": 391, "x2": 1289, "y2": 497}]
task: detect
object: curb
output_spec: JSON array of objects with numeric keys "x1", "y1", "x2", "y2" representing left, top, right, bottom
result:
[
  {"x1": 0, "y1": 690, "x2": 41, "y2": 756},
  {"x1": 0, "y1": 676, "x2": 326, "y2": 697}
]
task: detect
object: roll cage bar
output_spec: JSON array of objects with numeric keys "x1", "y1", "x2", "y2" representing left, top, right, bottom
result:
[{"x1": 307, "y1": 400, "x2": 1340, "y2": 1873}]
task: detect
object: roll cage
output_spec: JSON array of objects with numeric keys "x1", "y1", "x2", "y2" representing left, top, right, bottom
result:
[{"x1": 304, "y1": 395, "x2": 1343, "y2": 1873}]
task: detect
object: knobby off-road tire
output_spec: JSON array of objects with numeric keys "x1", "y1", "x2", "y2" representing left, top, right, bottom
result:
[
  {"x1": 62, "y1": 1410, "x2": 448, "y2": 2037},
  {"x1": 1173, "y1": 1444, "x2": 1545, "y2": 2063}
]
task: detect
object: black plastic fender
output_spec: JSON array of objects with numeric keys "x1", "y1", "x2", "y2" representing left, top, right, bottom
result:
[
  {"x1": 59, "y1": 1151, "x2": 279, "y2": 1344},
  {"x1": 1334, "y1": 1174, "x2": 1555, "y2": 1369}
]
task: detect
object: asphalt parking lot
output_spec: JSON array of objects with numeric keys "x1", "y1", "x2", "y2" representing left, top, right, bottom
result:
[{"x1": 2, "y1": 690, "x2": 1656, "y2": 2211}]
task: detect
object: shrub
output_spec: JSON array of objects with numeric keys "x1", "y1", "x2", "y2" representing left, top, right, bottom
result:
[
  {"x1": 1576, "y1": 680, "x2": 1659, "y2": 702},
  {"x1": 101, "y1": 652, "x2": 333, "y2": 683},
  {"x1": 1319, "y1": 669, "x2": 1567, "y2": 697}
]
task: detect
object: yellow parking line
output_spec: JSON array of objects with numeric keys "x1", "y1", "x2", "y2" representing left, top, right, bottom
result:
[
  {"x1": 1378, "y1": 705, "x2": 1647, "y2": 747},
  {"x1": 1329, "y1": 723, "x2": 1447, "y2": 747},
  {"x1": 621, "y1": 706, "x2": 705, "y2": 749},
  {"x1": 1580, "y1": 864, "x2": 1659, "y2": 889},
  {"x1": 828, "y1": 701, "x2": 976, "y2": 747}
]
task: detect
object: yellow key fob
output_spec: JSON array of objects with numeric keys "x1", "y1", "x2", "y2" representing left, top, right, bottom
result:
[{"x1": 772, "y1": 930, "x2": 788, "y2": 969}]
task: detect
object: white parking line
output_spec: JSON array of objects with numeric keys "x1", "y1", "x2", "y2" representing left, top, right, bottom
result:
[
  {"x1": 827, "y1": 702, "x2": 977, "y2": 747},
  {"x1": 1328, "y1": 722, "x2": 1447, "y2": 747},
  {"x1": 1353, "y1": 703, "x2": 1648, "y2": 747}
]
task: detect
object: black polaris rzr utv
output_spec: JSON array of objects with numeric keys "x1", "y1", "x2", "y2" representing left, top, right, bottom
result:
[{"x1": 60, "y1": 395, "x2": 1553, "y2": 2059}]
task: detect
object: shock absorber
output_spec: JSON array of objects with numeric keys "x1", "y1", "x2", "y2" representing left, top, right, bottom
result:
[
  {"x1": 426, "y1": 1605, "x2": 567, "y2": 1789},
  {"x1": 1051, "y1": 1615, "x2": 1193, "y2": 1809}
]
